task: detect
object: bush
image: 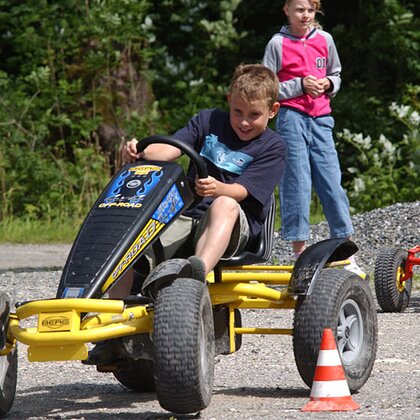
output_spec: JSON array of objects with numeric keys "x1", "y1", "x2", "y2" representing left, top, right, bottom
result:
[{"x1": 337, "y1": 85, "x2": 420, "y2": 213}]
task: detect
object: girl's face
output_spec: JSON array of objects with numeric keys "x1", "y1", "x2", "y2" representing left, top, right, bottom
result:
[{"x1": 284, "y1": 0, "x2": 316, "y2": 36}]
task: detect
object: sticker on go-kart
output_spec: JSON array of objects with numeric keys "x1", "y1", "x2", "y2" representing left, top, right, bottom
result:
[
  {"x1": 152, "y1": 184, "x2": 185, "y2": 223},
  {"x1": 126, "y1": 179, "x2": 141, "y2": 189},
  {"x1": 105, "y1": 169, "x2": 131, "y2": 198},
  {"x1": 102, "y1": 185, "x2": 184, "y2": 291},
  {"x1": 62, "y1": 287, "x2": 84, "y2": 298},
  {"x1": 128, "y1": 165, "x2": 162, "y2": 175},
  {"x1": 100, "y1": 165, "x2": 164, "y2": 208},
  {"x1": 102, "y1": 218, "x2": 166, "y2": 292}
]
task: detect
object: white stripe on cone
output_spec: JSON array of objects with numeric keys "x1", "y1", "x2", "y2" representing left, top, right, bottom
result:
[
  {"x1": 316, "y1": 349, "x2": 342, "y2": 366},
  {"x1": 310, "y1": 379, "x2": 351, "y2": 398}
]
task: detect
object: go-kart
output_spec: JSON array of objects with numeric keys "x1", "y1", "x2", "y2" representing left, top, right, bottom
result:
[
  {"x1": 0, "y1": 136, "x2": 378, "y2": 416},
  {"x1": 374, "y1": 245, "x2": 419, "y2": 312}
]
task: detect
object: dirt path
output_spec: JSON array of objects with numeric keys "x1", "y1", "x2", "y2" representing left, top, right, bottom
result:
[{"x1": 0, "y1": 243, "x2": 71, "y2": 271}]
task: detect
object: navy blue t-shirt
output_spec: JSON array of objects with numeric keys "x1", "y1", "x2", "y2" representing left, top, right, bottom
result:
[{"x1": 174, "y1": 109, "x2": 286, "y2": 239}]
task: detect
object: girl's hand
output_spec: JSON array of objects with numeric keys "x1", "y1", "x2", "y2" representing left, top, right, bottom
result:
[
  {"x1": 303, "y1": 75, "x2": 325, "y2": 99},
  {"x1": 317, "y1": 77, "x2": 331, "y2": 92}
]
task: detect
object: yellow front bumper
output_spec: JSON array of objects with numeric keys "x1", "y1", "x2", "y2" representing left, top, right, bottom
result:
[{"x1": 7, "y1": 298, "x2": 153, "y2": 362}]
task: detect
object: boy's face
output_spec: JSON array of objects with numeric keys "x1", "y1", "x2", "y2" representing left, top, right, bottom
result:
[{"x1": 227, "y1": 93, "x2": 279, "y2": 142}]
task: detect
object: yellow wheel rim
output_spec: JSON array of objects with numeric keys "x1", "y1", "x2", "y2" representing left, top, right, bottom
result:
[{"x1": 396, "y1": 266, "x2": 406, "y2": 292}]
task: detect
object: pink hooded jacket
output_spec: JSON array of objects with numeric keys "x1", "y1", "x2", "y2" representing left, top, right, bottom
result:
[{"x1": 263, "y1": 26, "x2": 341, "y2": 117}]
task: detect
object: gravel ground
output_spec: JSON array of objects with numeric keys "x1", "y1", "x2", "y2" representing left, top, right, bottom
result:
[
  {"x1": 0, "y1": 201, "x2": 419, "y2": 419},
  {"x1": 270, "y1": 201, "x2": 420, "y2": 273}
]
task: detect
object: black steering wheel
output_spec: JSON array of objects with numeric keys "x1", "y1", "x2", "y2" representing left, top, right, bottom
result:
[{"x1": 136, "y1": 135, "x2": 208, "y2": 207}]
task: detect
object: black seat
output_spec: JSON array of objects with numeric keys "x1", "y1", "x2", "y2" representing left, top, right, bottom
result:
[{"x1": 216, "y1": 195, "x2": 276, "y2": 269}]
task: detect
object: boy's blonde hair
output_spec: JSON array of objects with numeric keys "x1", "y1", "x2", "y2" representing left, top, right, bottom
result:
[{"x1": 228, "y1": 64, "x2": 279, "y2": 108}]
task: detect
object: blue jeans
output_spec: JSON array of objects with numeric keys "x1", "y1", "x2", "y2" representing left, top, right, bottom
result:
[{"x1": 276, "y1": 107, "x2": 354, "y2": 241}]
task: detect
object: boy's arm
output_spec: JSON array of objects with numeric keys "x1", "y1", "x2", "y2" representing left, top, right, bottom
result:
[
  {"x1": 195, "y1": 176, "x2": 248, "y2": 202},
  {"x1": 122, "y1": 139, "x2": 181, "y2": 163}
]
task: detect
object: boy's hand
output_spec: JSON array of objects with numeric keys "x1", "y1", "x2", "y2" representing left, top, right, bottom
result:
[
  {"x1": 195, "y1": 176, "x2": 217, "y2": 197},
  {"x1": 122, "y1": 138, "x2": 143, "y2": 162}
]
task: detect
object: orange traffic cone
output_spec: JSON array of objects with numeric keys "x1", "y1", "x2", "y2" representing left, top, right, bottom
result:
[{"x1": 301, "y1": 328, "x2": 360, "y2": 412}]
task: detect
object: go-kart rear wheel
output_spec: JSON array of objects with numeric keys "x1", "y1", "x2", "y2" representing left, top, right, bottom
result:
[
  {"x1": 374, "y1": 248, "x2": 412, "y2": 312},
  {"x1": 113, "y1": 358, "x2": 155, "y2": 392},
  {"x1": 153, "y1": 278, "x2": 215, "y2": 414},
  {"x1": 293, "y1": 269, "x2": 377, "y2": 393}
]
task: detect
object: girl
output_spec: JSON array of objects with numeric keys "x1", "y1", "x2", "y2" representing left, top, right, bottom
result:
[{"x1": 263, "y1": 0, "x2": 363, "y2": 275}]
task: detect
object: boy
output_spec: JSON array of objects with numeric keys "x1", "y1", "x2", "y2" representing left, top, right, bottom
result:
[
  {"x1": 122, "y1": 63, "x2": 286, "y2": 277},
  {"x1": 85, "y1": 64, "x2": 286, "y2": 365}
]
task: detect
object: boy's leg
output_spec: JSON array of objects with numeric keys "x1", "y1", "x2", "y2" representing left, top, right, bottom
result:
[
  {"x1": 193, "y1": 196, "x2": 248, "y2": 274},
  {"x1": 276, "y1": 108, "x2": 312, "y2": 247}
]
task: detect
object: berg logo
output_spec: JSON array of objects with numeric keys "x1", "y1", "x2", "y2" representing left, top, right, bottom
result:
[{"x1": 42, "y1": 316, "x2": 70, "y2": 330}]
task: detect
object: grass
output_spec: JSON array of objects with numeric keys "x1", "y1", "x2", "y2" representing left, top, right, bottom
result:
[
  {"x1": 1, "y1": 211, "x2": 326, "y2": 245},
  {"x1": 0, "y1": 217, "x2": 80, "y2": 244}
]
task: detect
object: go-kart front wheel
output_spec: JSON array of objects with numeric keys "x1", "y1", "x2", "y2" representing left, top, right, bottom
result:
[
  {"x1": 0, "y1": 292, "x2": 17, "y2": 417},
  {"x1": 374, "y1": 247, "x2": 412, "y2": 312},
  {"x1": 153, "y1": 278, "x2": 215, "y2": 414},
  {"x1": 293, "y1": 269, "x2": 377, "y2": 393},
  {"x1": 0, "y1": 348, "x2": 17, "y2": 417}
]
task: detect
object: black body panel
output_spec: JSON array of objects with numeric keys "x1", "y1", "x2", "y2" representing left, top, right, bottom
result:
[{"x1": 57, "y1": 161, "x2": 194, "y2": 299}]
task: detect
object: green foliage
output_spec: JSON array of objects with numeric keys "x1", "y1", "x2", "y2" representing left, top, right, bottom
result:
[
  {"x1": 0, "y1": 0, "x2": 157, "y2": 153},
  {"x1": 324, "y1": 0, "x2": 420, "y2": 97},
  {"x1": 0, "y1": 0, "x2": 419, "y2": 242},
  {"x1": 337, "y1": 85, "x2": 420, "y2": 212},
  {"x1": 149, "y1": 0, "x2": 246, "y2": 130},
  {"x1": 0, "y1": 0, "x2": 158, "y2": 223},
  {"x1": 0, "y1": 142, "x2": 110, "y2": 221}
]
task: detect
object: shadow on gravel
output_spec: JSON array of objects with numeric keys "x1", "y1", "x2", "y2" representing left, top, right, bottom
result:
[
  {"x1": 9, "y1": 383, "x2": 178, "y2": 419},
  {"x1": 214, "y1": 386, "x2": 308, "y2": 399},
  {"x1": 376, "y1": 292, "x2": 420, "y2": 314},
  {"x1": 10, "y1": 383, "x2": 309, "y2": 419},
  {"x1": 406, "y1": 293, "x2": 420, "y2": 313}
]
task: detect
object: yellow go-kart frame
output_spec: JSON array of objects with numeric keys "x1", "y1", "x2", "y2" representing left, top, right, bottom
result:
[
  {"x1": 6, "y1": 263, "x2": 295, "y2": 362},
  {"x1": 0, "y1": 136, "x2": 378, "y2": 417}
]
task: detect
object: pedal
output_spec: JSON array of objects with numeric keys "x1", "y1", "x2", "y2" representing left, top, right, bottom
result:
[{"x1": 96, "y1": 360, "x2": 124, "y2": 373}]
